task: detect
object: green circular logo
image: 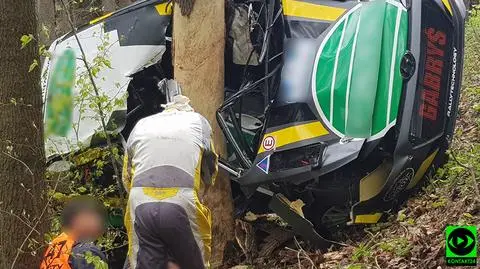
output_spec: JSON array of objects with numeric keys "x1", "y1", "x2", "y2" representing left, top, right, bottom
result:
[{"x1": 447, "y1": 228, "x2": 476, "y2": 256}]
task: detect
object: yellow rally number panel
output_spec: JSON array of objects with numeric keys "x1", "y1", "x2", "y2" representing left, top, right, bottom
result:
[{"x1": 258, "y1": 121, "x2": 329, "y2": 154}]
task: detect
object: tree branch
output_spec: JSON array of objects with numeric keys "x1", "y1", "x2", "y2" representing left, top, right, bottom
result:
[{"x1": 59, "y1": 0, "x2": 125, "y2": 197}]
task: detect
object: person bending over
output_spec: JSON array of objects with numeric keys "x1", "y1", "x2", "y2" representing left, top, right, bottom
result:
[{"x1": 123, "y1": 95, "x2": 218, "y2": 269}]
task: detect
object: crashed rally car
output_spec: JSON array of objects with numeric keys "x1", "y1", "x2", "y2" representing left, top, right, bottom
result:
[{"x1": 43, "y1": 0, "x2": 467, "y2": 245}]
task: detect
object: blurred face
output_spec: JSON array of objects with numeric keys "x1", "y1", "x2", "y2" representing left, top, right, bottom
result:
[{"x1": 70, "y1": 210, "x2": 105, "y2": 241}]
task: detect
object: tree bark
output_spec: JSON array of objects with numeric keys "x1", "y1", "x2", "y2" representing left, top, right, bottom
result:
[
  {"x1": 37, "y1": 0, "x2": 56, "y2": 45},
  {"x1": 116, "y1": 0, "x2": 133, "y2": 9},
  {"x1": 103, "y1": 0, "x2": 133, "y2": 12},
  {"x1": 102, "y1": 0, "x2": 117, "y2": 12},
  {"x1": 0, "y1": 1, "x2": 47, "y2": 268},
  {"x1": 173, "y1": 0, "x2": 234, "y2": 266}
]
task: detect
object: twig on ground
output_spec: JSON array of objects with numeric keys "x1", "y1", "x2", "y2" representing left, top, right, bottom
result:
[
  {"x1": 323, "y1": 237, "x2": 352, "y2": 248},
  {"x1": 292, "y1": 237, "x2": 317, "y2": 269},
  {"x1": 375, "y1": 255, "x2": 381, "y2": 269},
  {"x1": 400, "y1": 224, "x2": 409, "y2": 238},
  {"x1": 296, "y1": 247, "x2": 301, "y2": 269}
]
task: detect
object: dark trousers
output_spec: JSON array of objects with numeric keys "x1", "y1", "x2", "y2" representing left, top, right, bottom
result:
[{"x1": 124, "y1": 202, "x2": 205, "y2": 269}]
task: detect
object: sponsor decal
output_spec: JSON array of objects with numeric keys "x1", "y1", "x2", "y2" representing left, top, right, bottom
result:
[
  {"x1": 256, "y1": 155, "x2": 270, "y2": 175},
  {"x1": 312, "y1": 3, "x2": 408, "y2": 138},
  {"x1": 262, "y1": 136, "x2": 276, "y2": 151},
  {"x1": 419, "y1": 28, "x2": 447, "y2": 122},
  {"x1": 447, "y1": 47, "x2": 457, "y2": 118},
  {"x1": 383, "y1": 168, "x2": 414, "y2": 201}
]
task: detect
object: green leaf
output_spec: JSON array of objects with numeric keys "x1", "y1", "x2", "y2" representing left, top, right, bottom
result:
[
  {"x1": 29, "y1": 60, "x2": 38, "y2": 72},
  {"x1": 20, "y1": 34, "x2": 34, "y2": 49},
  {"x1": 52, "y1": 192, "x2": 66, "y2": 201},
  {"x1": 473, "y1": 103, "x2": 480, "y2": 112},
  {"x1": 397, "y1": 209, "x2": 407, "y2": 222},
  {"x1": 39, "y1": 45, "x2": 48, "y2": 57},
  {"x1": 40, "y1": 24, "x2": 50, "y2": 40},
  {"x1": 84, "y1": 251, "x2": 108, "y2": 269},
  {"x1": 103, "y1": 59, "x2": 112, "y2": 69},
  {"x1": 91, "y1": 68, "x2": 99, "y2": 78},
  {"x1": 463, "y1": 213, "x2": 473, "y2": 219}
]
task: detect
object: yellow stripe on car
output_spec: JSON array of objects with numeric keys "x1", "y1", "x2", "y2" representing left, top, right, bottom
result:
[
  {"x1": 258, "y1": 121, "x2": 329, "y2": 154},
  {"x1": 359, "y1": 161, "x2": 392, "y2": 202},
  {"x1": 155, "y1": 2, "x2": 173, "y2": 15},
  {"x1": 282, "y1": 0, "x2": 346, "y2": 22},
  {"x1": 354, "y1": 213, "x2": 382, "y2": 224},
  {"x1": 441, "y1": 0, "x2": 453, "y2": 15},
  {"x1": 89, "y1": 12, "x2": 113, "y2": 25},
  {"x1": 406, "y1": 149, "x2": 439, "y2": 190}
]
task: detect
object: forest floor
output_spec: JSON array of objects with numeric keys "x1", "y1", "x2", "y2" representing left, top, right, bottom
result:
[{"x1": 226, "y1": 11, "x2": 480, "y2": 269}]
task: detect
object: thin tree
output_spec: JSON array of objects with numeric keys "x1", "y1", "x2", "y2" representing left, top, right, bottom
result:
[
  {"x1": 102, "y1": 0, "x2": 117, "y2": 12},
  {"x1": 117, "y1": 0, "x2": 133, "y2": 8},
  {"x1": 0, "y1": 1, "x2": 47, "y2": 268},
  {"x1": 173, "y1": 0, "x2": 234, "y2": 265},
  {"x1": 37, "y1": 0, "x2": 56, "y2": 45},
  {"x1": 103, "y1": 0, "x2": 132, "y2": 12}
]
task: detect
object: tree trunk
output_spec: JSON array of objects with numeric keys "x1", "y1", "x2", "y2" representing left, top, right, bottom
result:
[
  {"x1": 102, "y1": 0, "x2": 117, "y2": 12},
  {"x1": 173, "y1": 0, "x2": 234, "y2": 266},
  {"x1": 54, "y1": 0, "x2": 71, "y2": 38},
  {"x1": 0, "y1": 1, "x2": 47, "y2": 268},
  {"x1": 116, "y1": 0, "x2": 133, "y2": 9},
  {"x1": 103, "y1": 0, "x2": 133, "y2": 12},
  {"x1": 37, "y1": 0, "x2": 56, "y2": 45}
]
